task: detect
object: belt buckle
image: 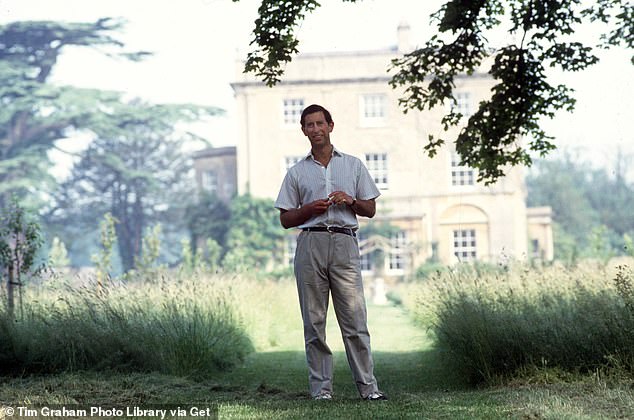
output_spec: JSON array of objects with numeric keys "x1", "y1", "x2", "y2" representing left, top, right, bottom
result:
[{"x1": 326, "y1": 226, "x2": 334, "y2": 234}]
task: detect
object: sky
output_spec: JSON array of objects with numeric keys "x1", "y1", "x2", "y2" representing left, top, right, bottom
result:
[{"x1": 1, "y1": 0, "x2": 633, "y2": 178}]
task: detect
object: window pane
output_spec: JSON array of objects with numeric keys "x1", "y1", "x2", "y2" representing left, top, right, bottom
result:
[
  {"x1": 202, "y1": 170, "x2": 217, "y2": 193},
  {"x1": 364, "y1": 153, "x2": 388, "y2": 190},
  {"x1": 363, "y1": 94, "x2": 386, "y2": 118},
  {"x1": 283, "y1": 98, "x2": 304, "y2": 125},
  {"x1": 360, "y1": 94, "x2": 387, "y2": 126},
  {"x1": 454, "y1": 92, "x2": 471, "y2": 117},
  {"x1": 388, "y1": 230, "x2": 407, "y2": 271},
  {"x1": 453, "y1": 229, "x2": 477, "y2": 262},
  {"x1": 451, "y1": 151, "x2": 475, "y2": 186}
]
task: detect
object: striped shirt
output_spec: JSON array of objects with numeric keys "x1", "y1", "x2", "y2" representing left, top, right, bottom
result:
[{"x1": 275, "y1": 146, "x2": 381, "y2": 229}]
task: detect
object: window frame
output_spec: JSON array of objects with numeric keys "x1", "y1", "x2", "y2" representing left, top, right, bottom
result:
[
  {"x1": 201, "y1": 170, "x2": 218, "y2": 194},
  {"x1": 453, "y1": 229, "x2": 477, "y2": 262},
  {"x1": 450, "y1": 151, "x2": 475, "y2": 187},
  {"x1": 386, "y1": 230, "x2": 408, "y2": 275},
  {"x1": 282, "y1": 98, "x2": 305, "y2": 127},
  {"x1": 359, "y1": 93, "x2": 387, "y2": 127},
  {"x1": 454, "y1": 91, "x2": 472, "y2": 118},
  {"x1": 365, "y1": 152, "x2": 389, "y2": 190}
]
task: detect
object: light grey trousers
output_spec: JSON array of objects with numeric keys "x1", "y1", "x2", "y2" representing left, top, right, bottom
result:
[{"x1": 294, "y1": 230, "x2": 379, "y2": 398}]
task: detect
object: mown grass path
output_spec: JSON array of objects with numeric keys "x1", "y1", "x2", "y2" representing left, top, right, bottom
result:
[
  {"x1": 210, "y1": 303, "x2": 490, "y2": 418},
  {"x1": 2, "y1": 303, "x2": 634, "y2": 419},
  {"x1": 217, "y1": 303, "x2": 452, "y2": 397}
]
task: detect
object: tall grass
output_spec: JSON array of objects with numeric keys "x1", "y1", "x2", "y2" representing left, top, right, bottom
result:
[
  {"x1": 226, "y1": 275, "x2": 301, "y2": 351},
  {"x1": 409, "y1": 260, "x2": 634, "y2": 384},
  {"x1": 0, "y1": 272, "x2": 253, "y2": 377}
]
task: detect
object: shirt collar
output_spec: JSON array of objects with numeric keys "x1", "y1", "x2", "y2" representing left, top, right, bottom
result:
[{"x1": 305, "y1": 145, "x2": 342, "y2": 161}]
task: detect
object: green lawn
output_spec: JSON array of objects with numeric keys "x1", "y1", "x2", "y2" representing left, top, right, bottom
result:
[{"x1": 1, "y1": 303, "x2": 633, "y2": 419}]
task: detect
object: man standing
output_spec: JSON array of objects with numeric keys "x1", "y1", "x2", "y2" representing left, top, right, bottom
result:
[{"x1": 275, "y1": 104, "x2": 387, "y2": 401}]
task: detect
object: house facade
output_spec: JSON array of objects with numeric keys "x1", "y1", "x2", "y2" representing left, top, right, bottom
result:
[
  {"x1": 221, "y1": 25, "x2": 553, "y2": 278},
  {"x1": 192, "y1": 146, "x2": 237, "y2": 204}
]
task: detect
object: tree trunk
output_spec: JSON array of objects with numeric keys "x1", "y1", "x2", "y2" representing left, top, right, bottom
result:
[
  {"x1": 7, "y1": 264, "x2": 14, "y2": 316},
  {"x1": 116, "y1": 222, "x2": 135, "y2": 273}
]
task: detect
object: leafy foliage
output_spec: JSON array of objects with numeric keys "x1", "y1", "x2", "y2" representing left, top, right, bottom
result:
[
  {"x1": 0, "y1": 19, "x2": 148, "y2": 78},
  {"x1": 238, "y1": 0, "x2": 320, "y2": 86},
  {"x1": 237, "y1": 0, "x2": 632, "y2": 183},
  {"x1": 50, "y1": 100, "x2": 222, "y2": 272},
  {"x1": 0, "y1": 198, "x2": 45, "y2": 314},
  {"x1": 390, "y1": 0, "x2": 602, "y2": 184},
  {"x1": 184, "y1": 192, "x2": 232, "y2": 254},
  {"x1": 222, "y1": 194, "x2": 286, "y2": 271},
  {"x1": 90, "y1": 212, "x2": 118, "y2": 282},
  {"x1": 48, "y1": 237, "x2": 70, "y2": 268},
  {"x1": 527, "y1": 153, "x2": 634, "y2": 259},
  {"x1": 0, "y1": 19, "x2": 148, "y2": 207},
  {"x1": 582, "y1": 0, "x2": 634, "y2": 63},
  {"x1": 134, "y1": 224, "x2": 163, "y2": 275},
  {"x1": 0, "y1": 198, "x2": 44, "y2": 277}
]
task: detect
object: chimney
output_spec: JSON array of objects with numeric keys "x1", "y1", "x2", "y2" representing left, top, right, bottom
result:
[{"x1": 397, "y1": 21, "x2": 412, "y2": 53}]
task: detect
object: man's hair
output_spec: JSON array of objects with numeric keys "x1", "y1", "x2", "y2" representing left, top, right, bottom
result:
[{"x1": 300, "y1": 104, "x2": 333, "y2": 126}]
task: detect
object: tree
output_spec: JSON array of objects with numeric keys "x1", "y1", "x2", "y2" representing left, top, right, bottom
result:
[
  {"x1": 91, "y1": 212, "x2": 117, "y2": 285},
  {"x1": 49, "y1": 237, "x2": 71, "y2": 269},
  {"x1": 184, "y1": 192, "x2": 232, "y2": 257},
  {"x1": 0, "y1": 198, "x2": 44, "y2": 315},
  {"x1": 526, "y1": 157, "x2": 593, "y2": 261},
  {"x1": 527, "y1": 153, "x2": 634, "y2": 259},
  {"x1": 0, "y1": 18, "x2": 148, "y2": 208},
  {"x1": 526, "y1": 157, "x2": 599, "y2": 243},
  {"x1": 50, "y1": 99, "x2": 222, "y2": 272},
  {"x1": 222, "y1": 194, "x2": 286, "y2": 271},
  {"x1": 236, "y1": 0, "x2": 632, "y2": 184},
  {"x1": 584, "y1": 150, "x2": 634, "y2": 238}
]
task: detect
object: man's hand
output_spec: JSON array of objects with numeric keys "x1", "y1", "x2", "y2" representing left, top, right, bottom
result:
[
  {"x1": 279, "y1": 198, "x2": 331, "y2": 229},
  {"x1": 328, "y1": 191, "x2": 353, "y2": 206},
  {"x1": 307, "y1": 198, "x2": 332, "y2": 215},
  {"x1": 329, "y1": 192, "x2": 376, "y2": 218}
]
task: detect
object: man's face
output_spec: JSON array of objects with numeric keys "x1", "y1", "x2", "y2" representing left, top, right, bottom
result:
[{"x1": 301, "y1": 111, "x2": 334, "y2": 148}]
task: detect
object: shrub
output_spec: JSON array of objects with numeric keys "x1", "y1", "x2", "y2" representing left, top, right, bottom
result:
[
  {"x1": 415, "y1": 261, "x2": 634, "y2": 384},
  {"x1": 414, "y1": 261, "x2": 448, "y2": 280}
]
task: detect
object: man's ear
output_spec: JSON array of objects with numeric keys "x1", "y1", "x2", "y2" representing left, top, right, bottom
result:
[{"x1": 328, "y1": 122, "x2": 334, "y2": 132}]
